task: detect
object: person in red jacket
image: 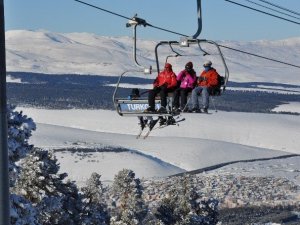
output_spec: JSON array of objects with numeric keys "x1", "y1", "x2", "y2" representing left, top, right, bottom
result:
[
  {"x1": 190, "y1": 60, "x2": 219, "y2": 113},
  {"x1": 145, "y1": 63, "x2": 177, "y2": 113}
]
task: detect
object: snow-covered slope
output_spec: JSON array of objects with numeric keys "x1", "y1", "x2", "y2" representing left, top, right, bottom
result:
[
  {"x1": 18, "y1": 108, "x2": 300, "y2": 153},
  {"x1": 17, "y1": 107, "x2": 300, "y2": 186},
  {"x1": 6, "y1": 30, "x2": 300, "y2": 85}
]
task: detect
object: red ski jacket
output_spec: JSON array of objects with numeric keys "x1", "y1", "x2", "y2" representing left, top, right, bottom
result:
[
  {"x1": 197, "y1": 68, "x2": 219, "y2": 88},
  {"x1": 153, "y1": 69, "x2": 177, "y2": 89}
]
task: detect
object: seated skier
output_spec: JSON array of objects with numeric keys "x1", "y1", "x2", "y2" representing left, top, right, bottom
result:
[
  {"x1": 189, "y1": 60, "x2": 220, "y2": 113},
  {"x1": 144, "y1": 63, "x2": 177, "y2": 113},
  {"x1": 172, "y1": 61, "x2": 197, "y2": 112}
]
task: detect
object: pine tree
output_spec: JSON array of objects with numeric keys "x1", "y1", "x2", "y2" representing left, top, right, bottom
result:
[
  {"x1": 154, "y1": 175, "x2": 219, "y2": 225},
  {"x1": 13, "y1": 148, "x2": 83, "y2": 224},
  {"x1": 81, "y1": 172, "x2": 110, "y2": 224},
  {"x1": 110, "y1": 169, "x2": 148, "y2": 225},
  {"x1": 154, "y1": 194, "x2": 179, "y2": 225},
  {"x1": 7, "y1": 105, "x2": 36, "y2": 186},
  {"x1": 7, "y1": 106, "x2": 38, "y2": 224},
  {"x1": 10, "y1": 194, "x2": 38, "y2": 225}
]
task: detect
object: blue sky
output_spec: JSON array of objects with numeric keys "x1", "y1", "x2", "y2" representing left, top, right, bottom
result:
[{"x1": 4, "y1": 0, "x2": 300, "y2": 41}]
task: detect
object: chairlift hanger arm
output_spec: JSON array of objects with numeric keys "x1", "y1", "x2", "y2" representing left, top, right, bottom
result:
[
  {"x1": 126, "y1": 15, "x2": 153, "y2": 73},
  {"x1": 113, "y1": 69, "x2": 145, "y2": 116},
  {"x1": 165, "y1": 42, "x2": 182, "y2": 63},
  {"x1": 169, "y1": 42, "x2": 182, "y2": 57},
  {"x1": 155, "y1": 41, "x2": 180, "y2": 73},
  {"x1": 205, "y1": 40, "x2": 230, "y2": 89},
  {"x1": 193, "y1": 0, "x2": 203, "y2": 39},
  {"x1": 127, "y1": 0, "x2": 203, "y2": 73},
  {"x1": 154, "y1": 39, "x2": 229, "y2": 91},
  {"x1": 190, "y1": 39, "x2": 229, "y2": 89}
]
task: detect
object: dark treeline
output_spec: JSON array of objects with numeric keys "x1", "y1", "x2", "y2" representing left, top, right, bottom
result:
[{"x1": 7, "y1": 72, "x2": 300, "y2": 114}]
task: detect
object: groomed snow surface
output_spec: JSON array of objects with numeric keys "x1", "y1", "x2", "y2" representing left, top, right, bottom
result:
[
  {"x1": 8, "y1": 30, "x2": 300, "y2": 222},
  {"x1": 18, "y1": 107, "x2": 300, "y2": 188}
]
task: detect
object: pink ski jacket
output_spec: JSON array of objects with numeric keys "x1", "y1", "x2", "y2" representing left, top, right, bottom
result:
[{"x1": 177, "y1": 70, "x2": 197, "y2": 89}]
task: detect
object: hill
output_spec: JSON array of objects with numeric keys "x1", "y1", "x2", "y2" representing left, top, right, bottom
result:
[{"x1": 6, "y1": 30, "x2": 300, "y2": 85}]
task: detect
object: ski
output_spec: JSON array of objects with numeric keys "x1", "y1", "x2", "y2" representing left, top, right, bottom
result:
[
  {"x1": 136, "y1": 127, "x2": 145, "y2": 139},
  {"x1": 136, "y1": 117, "x2": 148, "y2": 139},
  {"x1": 156, "y1": 117, "x2": 186, "y2": 129},
  {"x1": 142, "y1": 119, "x2": 159, "y2": 139}
]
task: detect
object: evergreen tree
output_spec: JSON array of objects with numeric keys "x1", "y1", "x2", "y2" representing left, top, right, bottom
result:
[
  {"x1": 155, "y1": 175, "x2": 219, "y2": 225},
  {"x1": 110, "y1": 169, "x2": 148, "y2": 225},
  {"x1": 81, "y1": 172, "x2": 110, "y2": 224},
  {"x1": 13, "y1": 148, "x2": 83, "y2": 224},
  {"x1": 7, "y1": 106, "x2": 38, "y2": 224},
  {"x1": 154, "y1": 194, "x2": 179, "y2": 225},
  {"x1": 10, "y1": 194, "x2": 37, "y2": 225},
  {"x1": 7, "y1": 105, "x2": 36, "y2": 186}
]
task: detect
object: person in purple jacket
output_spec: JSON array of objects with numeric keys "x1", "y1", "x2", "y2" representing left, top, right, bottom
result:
[{"x1": 172, "y1": 61, "x2": 197, "y2": 112}]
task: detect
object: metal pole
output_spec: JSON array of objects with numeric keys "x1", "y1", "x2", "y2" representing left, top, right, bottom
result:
[
  {"x1": 192, "y1": 0, "x2": 202, "y2": 39},
  {"x1": 0, "y1": 0, "x2": 10, "y2": 224}
]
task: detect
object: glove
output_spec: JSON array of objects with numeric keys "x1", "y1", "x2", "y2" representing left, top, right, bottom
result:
[{"x1": 199, "y1": 77, "x2": 206, "y2": 82}]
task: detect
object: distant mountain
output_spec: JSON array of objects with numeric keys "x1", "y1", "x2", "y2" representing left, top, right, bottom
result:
[{"x1": 5, "y1": 30, "x2": 300, "y2": 84}]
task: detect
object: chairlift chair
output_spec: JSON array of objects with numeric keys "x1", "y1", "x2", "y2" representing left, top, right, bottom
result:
[{"x1": 113, "y1": 0, "x2": 229, "y2": 138}]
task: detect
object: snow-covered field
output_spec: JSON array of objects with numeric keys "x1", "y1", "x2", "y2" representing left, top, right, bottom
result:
[
  {"x1": 6, "y1": 30, "x2": 300, "y2": 218},
  {"x1": 17, "y1": 107, "x2": 300, "y2": 189}
]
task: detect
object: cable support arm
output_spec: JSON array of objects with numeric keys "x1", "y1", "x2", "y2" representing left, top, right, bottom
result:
[{"x1": 126, "y1": 15, "x2": 153, "y2": 73}]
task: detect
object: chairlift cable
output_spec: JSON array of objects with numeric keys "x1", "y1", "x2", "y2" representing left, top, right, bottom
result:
[
  {"x1": 74, "y1": 0, "x2": 131, "y2": 20},
  {"x1": 146, "y1": 24, "x2": 188, "y2": 38},
  {"x1": 242, "y1": 0, "x2": 300, "y2": 21},
  {"x1": 74, "y1": 0, "x2": 188, "y2": 37},
  {"x1": 218, "y1": 44, "x2": 300, "y2": 69},
  {"x1": 224, "y1": 0, "x2": 300, "y2": 25},
  {"x1": 257, "y1": 0, "x2": 300, "y2": 17},
  {"x1": 73, "y1": 0, "x2": 300, "y2": 70}
]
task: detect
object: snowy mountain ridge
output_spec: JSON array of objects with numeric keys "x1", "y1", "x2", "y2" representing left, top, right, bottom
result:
[{"x1": 6, "y1": 29, "x2": 300, "y2": 85}]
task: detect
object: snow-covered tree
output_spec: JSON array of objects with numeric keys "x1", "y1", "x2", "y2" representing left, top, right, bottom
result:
[
  {"x1": 81, "y1": 172, "x2": 110, "y2": 224},
  {"x1": 10, "y1": 194, "x2": 37, "y2": 225},
  {"x1": 154, "y1": 175, "x2": 219, "y2": 225},
  {"x1": 110, "y1": 169, "x2": 148, "y2": 225},
  {"x1": 13, "y1": 148, "x2": 83, "y2": 224},
  {"x1": 154, "y1": 195, "x2": 179, "y2": 225},
  {"x1": 7, "y1": 105, "x2": 36, "y2": 186},
  {"x1": 7, "y1": 106, "x2": 37, "y2": 224}
]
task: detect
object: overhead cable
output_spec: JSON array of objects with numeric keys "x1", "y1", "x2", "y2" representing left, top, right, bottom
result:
[
  {"x1": 218, "y1": 44, "x2": 300, "y2": 69},
  {"x1": 224, "y1": 0, "x2": 300, "y2": 25},
  {"x1": 73, "y1": 0, "x2": 300, "y2": 69},
  {"x1": 74, "y1": 0, "x2": 188, "y2": 37},
  {"x1": 74, "y1": 0, "x2": 131, "y2": 20},
  {"x1": 257, "y1": 0, "x2": 300, "y2": 17},
  {"x1": 242, "y1": 0, "x2": 300, "y2": 21}
]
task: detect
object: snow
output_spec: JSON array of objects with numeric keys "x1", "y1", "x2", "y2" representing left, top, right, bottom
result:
[
  {"x1": 272, "y1": 102, "x2": 300, "y2": 113},
  {"x1": 6, "y1": 30, "x2": 300, "y2": 223},
  {"x1": 7, "y1": 74, "x2": 23, "y2": 83},
  {"x1": 6, "y1": 30, "x2": 300, "y2": 85},
  {"x1": 17, "y1": 107, "x2": 300, "y2": 188}
]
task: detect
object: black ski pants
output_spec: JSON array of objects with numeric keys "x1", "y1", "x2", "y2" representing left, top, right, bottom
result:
[
  {"x1": 173, "y1": 87, "x2": 193, "y2": 109},
  {"x1": 148, "y1": 86, "x2": 174, "y2": 109}
]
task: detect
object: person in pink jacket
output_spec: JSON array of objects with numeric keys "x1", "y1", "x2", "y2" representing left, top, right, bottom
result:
[{"x1": 172, "y1": 62, "x2": 197, "y2": 112}]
